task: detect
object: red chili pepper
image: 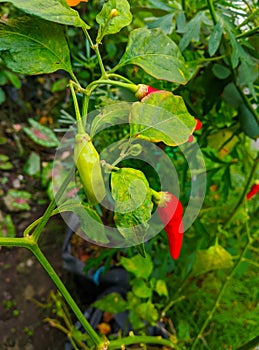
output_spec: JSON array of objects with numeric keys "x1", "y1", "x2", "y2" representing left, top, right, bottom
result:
[
  {"x1": 156, "y1": 192, "x2": 184, "y2": 260},
  {"x1": 188, "y1": 118, "x2": 202, "y2": 142},
  {"x1": 246, "y1": 183, "x2": 259, "y2": 200},
  {"x1": 135, "y1": 84, "x2": 161, "y2": 100}
]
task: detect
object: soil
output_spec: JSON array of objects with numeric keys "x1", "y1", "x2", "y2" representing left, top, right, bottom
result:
[
  {"x1": 0, "y1": 92, "x2": 78, "y2": 349},
  {"x1": 0, "y1": 216, "x2": 69, "y2": 350}
]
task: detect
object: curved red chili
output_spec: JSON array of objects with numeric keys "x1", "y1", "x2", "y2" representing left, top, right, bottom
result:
[{"x1": 156, "y1": 192, "x2": 184, "y2": 260}]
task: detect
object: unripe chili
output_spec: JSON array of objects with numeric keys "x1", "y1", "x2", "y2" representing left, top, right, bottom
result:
[{"x1": 74, "y1": 132, "x2": 106, "y2": 205}]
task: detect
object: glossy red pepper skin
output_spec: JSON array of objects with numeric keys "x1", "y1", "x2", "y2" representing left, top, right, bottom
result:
[
  {"x1": 188, "y1": 118, "x2": 202, "y2": 142},
  {"x1": 246, "y1": 183, "x2": 259, "y2": 200},
  {"x1": 157, "y1": 192, "x2": 184, "y2": 260}
]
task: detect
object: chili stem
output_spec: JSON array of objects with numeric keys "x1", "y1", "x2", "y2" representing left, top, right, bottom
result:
[{"x1": 69, "y1": 81, "x2": 84, "y2": 134}]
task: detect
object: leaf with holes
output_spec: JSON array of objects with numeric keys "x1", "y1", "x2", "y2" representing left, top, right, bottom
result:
[
  {"x1": 96, "y1": 0, "x2": 132, "y2": 43},
  {"x1": 111, "y1": 168, "x2": 153, "y2": 245},
  {"x1": 130, "y1": 91, "x2": 196, "y2": 146},
  {"x1": 116, "y1": 28, "x2": 190, "y2": 84}
]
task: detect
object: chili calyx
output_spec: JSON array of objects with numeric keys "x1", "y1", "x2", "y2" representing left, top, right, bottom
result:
[
  {"x1": 154, "y1": 191, "x2": 184, "y2": 260},
  {"x1": 135, "y1": 84, "x2": 162, "y2": 100}
]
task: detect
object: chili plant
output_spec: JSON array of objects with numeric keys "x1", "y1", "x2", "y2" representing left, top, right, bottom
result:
[{"x1": 0, "y1": 0, "x2": 258, "y2": 349}]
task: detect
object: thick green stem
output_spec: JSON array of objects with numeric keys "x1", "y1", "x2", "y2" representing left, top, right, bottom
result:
[
  {"x1": 191, "y1": 235, "x2": 251, "y2": 349},
  {"x1": 30, "y1": 165, "x2": 75, "y2": 242},
  {"x1": 30, "y1": 244, "x2": 104, "y2": 348},
  {"x1": 0, "y1": 236, "x2": 33, "y2": 248},
  {"x1": 69, "y1": 81, "x2": 84, "y2": 133},
  {"x1": 108, "y1": 335, "x2": 174, "y2": 350}
]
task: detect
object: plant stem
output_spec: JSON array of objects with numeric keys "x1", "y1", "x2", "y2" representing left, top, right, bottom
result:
[
  {"x1": 191, "y1": 235, "x2": 251, "y2": 349},
  {"x1": 207, "y1": 0, "x2": 218, "y2": 25},
  {"x1": 107, "y1": 73, "x2": 134, "y2": 84},
  {"x1": 223, "y1": 153, "x2": 259, "y2": 228},
  {"x1": 236, "y1": 8, "x2": 259, "y2": 30},
  {"x1": 30, "y1": 244, "x2": 104, "y2": 348},
  {"x1": 236, "y1": 24, "x2": 259, "y2": 39},
  {"x1": 0, "y1": 236, "x2": 32, "y2": 248},
  {"x1": 86, "y1": 79, "x2": 138, "y2": 94},
  {"x1": 82, "y1": 27, "x2": 107, "y2": 78},
  {"x1": 30, "y1": 165, "x2": 75, "y2": 242},
  {"x1": 108, "y1": 335, "x2": 174, "y2": 350},
  {"x1": 69, "y1": 81, "x2": 84, "y2": 133}
]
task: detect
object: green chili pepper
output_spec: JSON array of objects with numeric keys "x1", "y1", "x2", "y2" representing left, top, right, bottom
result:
[{"x1": 74, "y1": 132, "x2": 106, "y2": 205}]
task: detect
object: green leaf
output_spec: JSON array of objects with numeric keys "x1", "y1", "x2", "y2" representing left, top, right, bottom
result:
[
  {"x1": 130, "y1": 91, "x2": 196, "y2": 146},
  {"x1": 238, "y1": 104, "x2": 259, "y2": 140},
  {"x1": 0, "y1": 88, "x2": 6, "y2": 104},
  {"x1": 155, "y1": 279, "x2": 168, "y2": 297},
  {"x1": 212, "y1": 63, "x2": 231, "y2": 80},
  {"x1": 96, "y1": 0, "x2": 132, "y2": 43},
  {"x1": 135, "y1": 300, "x2": 159, "y2": 325},
  {"x1": 3, "y1": 190, "x2": 31, "y2": 212},
  {"x1": 24, "y1": 152, "x2": 41, "y2": 176},
  {"x1": 4, "y1": 70, "x2": 22, "y2": 89},
  {"x1": 0, "y1": 16, "x2": 73, "y2": 75},
  {"x1": 116, "y1": 28, "x2": 190, "y2": 84},
  {"x1": 0, "y1": 154, "x2": 13, "y2": 170},
  {"x1": 59, "y1": 200, "x2": 109, "y2": 244},
  {"x1": 179, "y1": 12, "x2": 203, "y2": 52},
  {"x1": 132, "y1": 279, "x2": 152, "y2": 298},
  {"x1": 93, "y1": 292, "x2": 128, "y2": 314},
  {"x1": 120, "y1": 254, "x2": 153, "y2": 279},
  {"x1": 0, "y1": 214, "x2": 16, "y2": 238},
  {"x1": 0, "y1": 0, "x2": 88, "y2": 28},
  {"x1": 51, "y1": 78, "x2": 69, "y2": 93},
  {"x1": 192, "y1": 244, "x2": 234, "y2": 276},
  {"x1": 23, "y1": 118, "x2": 59, "y2": 148},
  {"x1": 147, "y1": 13, "x2": 175, "y2": 35},
  {"x1": 90, "y1": 102, "x2": 131, "y2": 137},
  {"x1": 111, "y1": 168, "x2": 153, "y2": 245},
  {"x1": 208, "y1": 20, "x2": 223, "y2": 56}
]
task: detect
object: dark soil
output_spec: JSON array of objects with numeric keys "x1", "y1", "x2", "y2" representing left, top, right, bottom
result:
[
  {"x1": 0, "y1": 84, "x2": 78, "y2": 349},
  {"x1": 0, "y1": 217, "x2": 68, "y2": 350}
]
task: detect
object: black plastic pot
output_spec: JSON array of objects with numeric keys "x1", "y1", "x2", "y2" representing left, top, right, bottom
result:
[
  {"x1": 64, "y1": 285, "x2": 168, "y2": 350},
  {"x1": 62, "y1": 214, "x2": 130, "y2": 303}
]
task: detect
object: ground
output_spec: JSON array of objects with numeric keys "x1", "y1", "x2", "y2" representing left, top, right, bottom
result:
[
  {"x1": 0, "y1": 216, "x2": 70, "y2": 350},
  {"x1": 0, "y1": 106, "x2": 74, "y2": 349}
]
